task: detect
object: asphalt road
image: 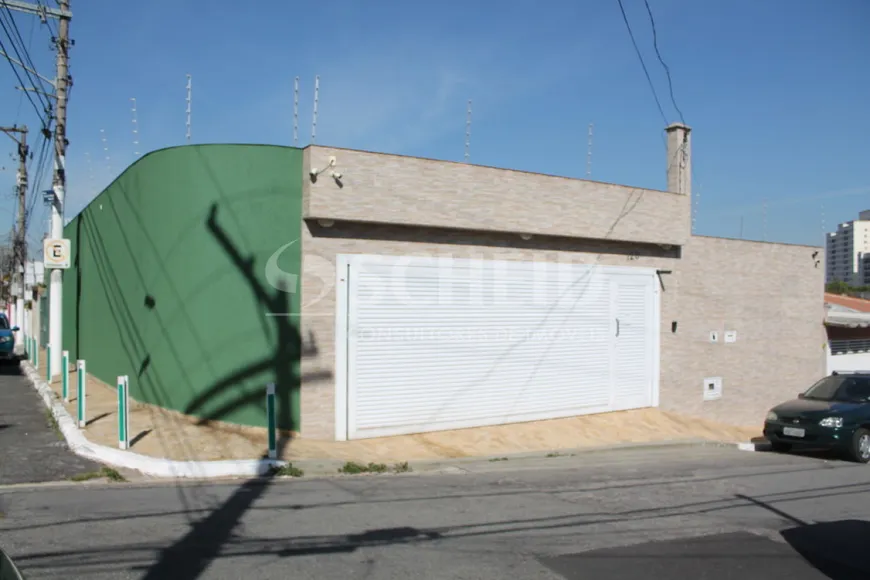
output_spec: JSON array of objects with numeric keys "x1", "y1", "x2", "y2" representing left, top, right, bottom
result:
[
  {"x1": 0, "y1": 360, "x2": 102, "y2": 485},
  {"x1": 0, "y1": 444, "x2": 868, "y2": 579}
]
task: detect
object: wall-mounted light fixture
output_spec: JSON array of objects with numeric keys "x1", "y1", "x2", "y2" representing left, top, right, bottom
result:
[
  {"x1": 520, "y1": 233, "x2": 532, "y2": 241},
  {"x1": 317, "y1": 219, "x2": 335, "y2": 228},
  {"x1": 656, "y1": 269, "x2": 672, "y2": 291},
  {"x1": 310, "y1": 156, "x2": 337, "y2": 181}
]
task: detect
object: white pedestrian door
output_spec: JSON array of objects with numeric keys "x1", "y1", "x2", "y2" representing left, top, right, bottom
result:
[{"x1": 610, "y1": 273, "x2": 655, "y2": 411}]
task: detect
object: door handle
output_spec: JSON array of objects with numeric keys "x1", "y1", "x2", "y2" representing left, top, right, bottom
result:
[{"x1": 616, "y1": 318, "x2": 620, "y2": 337}]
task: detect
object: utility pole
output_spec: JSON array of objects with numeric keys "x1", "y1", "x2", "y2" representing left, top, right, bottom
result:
[
  {"x1": 14, "y1": 129, "x2": 26, "y2": 327},
  {"x1": 49, "y1": 0, "x2": 71, "y2": 376},
  {"x1": 1, "y1": 0, "x2": 72, "y2": 373},
  {"x1": 0, "y1": 125, "x2": 28, "y2": 330}
]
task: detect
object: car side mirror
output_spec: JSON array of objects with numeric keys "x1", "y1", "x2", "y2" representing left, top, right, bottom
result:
[
  {"x1": 11, "y1": 326, "x2": 19, "y2": 332},
  {"x1": 798, "y1": 393, "x2": 805, "y2": 399}
]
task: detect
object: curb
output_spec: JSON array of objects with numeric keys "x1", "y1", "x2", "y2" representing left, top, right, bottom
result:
[
  {"x1": 19, "y1": 360, "x2": 767, "y2": 479},
  {"x1": 21, "y1": 361, "x2": 287, "y2": 479},
  {"x1": 736, "y1": 440, "x2": 771, "y2": 452},
  {"x1": 410, "y1": 438, "x2": 759, "y2": 468}
]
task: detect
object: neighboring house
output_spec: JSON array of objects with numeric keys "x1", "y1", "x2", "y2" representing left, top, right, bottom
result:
[
  {"x1": 825, "y1": 209, "x2": 870, "y2": 285},
  {"x1": 9, "y1": 260, "x2": 44, "y2": 297},
  {"x1": 25, "y1": 260, "x2": 44, "y2": 296},
  {"x1": 56, "y1": 123, "x2": 826, "y2": 442},
  {"x1": 825, "y1": 292, "x2": 870, "y2": 374},
  {"x1": 7, "y1": 260, "x2": 44, "y2": 338}
]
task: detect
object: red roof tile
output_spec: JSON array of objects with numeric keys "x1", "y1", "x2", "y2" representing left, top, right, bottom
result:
[{"x1": 825, "y1": 293, "x2": 870, "y2": 313}]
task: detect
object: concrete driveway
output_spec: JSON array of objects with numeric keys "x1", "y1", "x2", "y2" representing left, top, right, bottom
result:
[{"x1": 0, "y1": 359, "x2": 102, "y2": 485}]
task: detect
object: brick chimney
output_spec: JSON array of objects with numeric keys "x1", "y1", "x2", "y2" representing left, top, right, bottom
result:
[{"x1": 666, "y1": 123, "x2": 691, "y2": 195}]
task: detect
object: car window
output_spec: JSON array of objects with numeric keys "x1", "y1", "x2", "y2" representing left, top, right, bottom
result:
[
  {"x1": 0, "y1": 317, "x2": 9, "y2": 330},
  {"x1": 804, "y1": 376, "x2": 844, "y2": 401},
  {"x1": 839, "y1": 378, "x2": 870, "y2": 403}
]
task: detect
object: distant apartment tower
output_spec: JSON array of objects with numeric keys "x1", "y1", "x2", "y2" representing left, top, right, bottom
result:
[{"x1": 826, "y1": 209, "x2": 870, "y2": 285}]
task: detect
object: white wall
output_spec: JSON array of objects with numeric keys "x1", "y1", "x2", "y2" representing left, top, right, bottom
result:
[{"x1": 827, "y1": 352, "x2": 870, "y2": 374}]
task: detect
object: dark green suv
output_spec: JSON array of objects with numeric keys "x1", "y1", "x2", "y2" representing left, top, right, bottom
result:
[
  {"x1": 1, "y1": 546, "x2": 25, "y2": 579},
  {"x1": 763, "y1": 371, "x2": 870, "y2": 463}
]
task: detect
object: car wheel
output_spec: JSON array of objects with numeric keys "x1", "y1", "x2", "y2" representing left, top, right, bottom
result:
[
  {"x1": 770, "y1": 441, "x2": 792, "y2": 453},
  {"x1": 850, "y1": 428, "x2": 870, "y2": 464}
]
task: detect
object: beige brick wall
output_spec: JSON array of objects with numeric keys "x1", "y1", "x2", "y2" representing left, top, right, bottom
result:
[
  {"x1": 304, "y1": 146, "x2": 691, "y2": 247},
  {"x1": 659, "y1": 236, "x2": 827, "y2": 427},
  {"x1": 301, "y1": 232, "x2": 825, "y2": 440},
  {"x1": 297, "y1": 149, "x2": 826, "y2": 440},
  {"x1": 299, "y1": 225, "x2": 680, "y2": 440}
]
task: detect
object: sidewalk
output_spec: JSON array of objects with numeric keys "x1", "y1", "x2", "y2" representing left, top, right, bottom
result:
[{"x1": 31, "y1": 346, "x2": 762, "y2": 466}]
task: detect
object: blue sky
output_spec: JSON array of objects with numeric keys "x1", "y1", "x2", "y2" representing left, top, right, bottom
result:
[{"x1": 0, "y1": 0, "x2": 868, "y2": 250}]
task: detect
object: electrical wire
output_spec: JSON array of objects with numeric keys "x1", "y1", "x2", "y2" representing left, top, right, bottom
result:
[
  {"x1": 615, "y1": 0, "x2": 667, "y2": 125},
  {"x1": 0, "y1": 34, "x2": 47, "y2": 126},
  {"x1": 642, "y1": 0, "x2": 685, "y2": 125},
  {"x1": 24, "y1": 132, "x2": 52, "y2": 237},
  {"x1": 26, "y1": 142, "x2": 50, "y2": 220},
  {"x1": 0, "y1": 8, "x2": 52, "y2": 116},
  {"x1": 13, "y1": 14, "x2": 36, "y2": 123},
  {"x1": 0, "y1": 6, "x2": 52, "y2": 102},
  {"x1": 0, "y1": 7, "x2": 55, "y2": 261},
  {"x1": 637, "y1": 0, "x2": 702, "y2": 228}
]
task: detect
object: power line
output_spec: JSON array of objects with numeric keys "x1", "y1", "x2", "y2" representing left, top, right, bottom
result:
[
  {"x1": 615, "y1": 0, "x2": 667, "y2": 125},
  {"x1": 1, "y1": 6, "x2": 45, "y2": 88},
  {"x1": 639, "y1": 0, "x2": 702, "y2": 228},
  {"x1": 13, "y1": 12, "x2": 35, "y2": 122},
  {"x1": 0, "y1": 6, "x2": 52, "y2": 113},
  {"x1": 0, "y1": 34, "x2": 47, "y2": 125},
  {"x1": 0, "y1": 7, "x2": 45, "y2": 95},
  {"x1": 24, "y1": 129, "x2": 50, "y2": 228},
  {"x1": 642, "y1": 0, "x2": 685, "y2": 125}
]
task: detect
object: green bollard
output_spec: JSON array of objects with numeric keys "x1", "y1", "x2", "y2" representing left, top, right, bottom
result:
[
  {"x1": 77, "y1": 360, "x2": 86, "y2": 428},
  {"x1": 117, "y1": 375, "x2": 129, "y2": 449},
  {"x1": 62, "y1": 350, "x2": 69, "y2": 401},
  {"x1": 266, "y1": 383, "x2": 277, "y2": 459}
]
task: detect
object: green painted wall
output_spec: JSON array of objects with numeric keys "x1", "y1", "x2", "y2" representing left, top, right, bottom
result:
[{"x1": 59, "y1": 144, "x2": 304, "y2": 431}]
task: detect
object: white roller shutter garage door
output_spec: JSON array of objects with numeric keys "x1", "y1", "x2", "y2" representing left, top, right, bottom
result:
[{"x1": 335, "y1": 254, "x2": 659, "y2": 440}]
